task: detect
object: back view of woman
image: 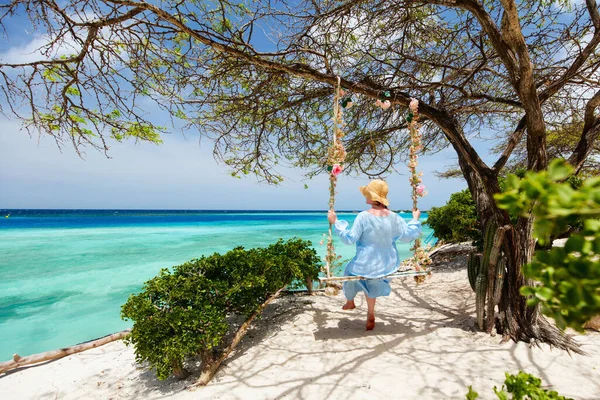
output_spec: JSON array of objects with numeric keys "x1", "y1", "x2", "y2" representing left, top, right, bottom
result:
[{"x1": 327, "y1": 179, "x2": 422, "y2": 330}]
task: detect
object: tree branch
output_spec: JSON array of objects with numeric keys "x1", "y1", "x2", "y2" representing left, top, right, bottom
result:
[
  {"x1": 493, "y1": 116, "x2": 526, "y2": 173},
  {"x1": 569, "y1": 90, "x2": 600, "y2": 171}
]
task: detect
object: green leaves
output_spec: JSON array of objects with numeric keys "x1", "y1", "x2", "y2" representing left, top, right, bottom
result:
[
  {"x1": 469, "y1": 371, "x2": 573, "y2": 400},
  {"x1": 497, "y1": 159, "x2": 600, "y2": 332},
  {"x1": 111, "y1": 122, "x2": 164, "y2": 144},
  {"x1": 426, "y1": 189, "x2": 481, "y2": 244},
  {"x1": 466, "y1": 386, "x2": 479, "y2": 400},
  {"x1": 121, "y1": 238, "x2": 320, "y2": 380},
  {"x1": 519, "y1": 231, "x2": 600, "y2": 331},
  {"x1": 495, "y1": 159, "x2": 600, "y2": 246}
]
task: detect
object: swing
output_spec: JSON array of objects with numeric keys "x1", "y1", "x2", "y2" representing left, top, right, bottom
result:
[{"x1": 319, "y1": 77, "x2": 432, "y2": 284}]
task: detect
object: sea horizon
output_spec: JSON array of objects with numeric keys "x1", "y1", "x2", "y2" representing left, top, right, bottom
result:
[{"x1": 1, "y1": 208, "x2": 427, "y2": 212}]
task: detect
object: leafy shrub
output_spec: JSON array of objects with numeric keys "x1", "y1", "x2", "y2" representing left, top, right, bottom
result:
[
  {"x1": 121, "y1": 238, "x2": 321, "y2": 380},
  {"x1": 495, "y1": 159, "x2": 600, "y2": 331},
  {"x1": 426, "y1": 189, "x2": 481, "y2": 244},
  {"x1": 467, "y1": 371, "x2": 572, "y2": 400}
]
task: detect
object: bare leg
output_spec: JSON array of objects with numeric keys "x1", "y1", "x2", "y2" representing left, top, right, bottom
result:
[
  {"x1": 366, "y1": 296, "x2": 376, "y2": 331},
  {"x1": 342, "y1": 299, "x2": 356, "y2": 310}
]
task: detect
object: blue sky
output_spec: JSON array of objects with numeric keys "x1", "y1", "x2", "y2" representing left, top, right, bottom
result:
[
  {"x1": 0, "y1": 115, "x2": 469, "y2": 210},
  {"x1": 0, "y1": 5, "x2": 477, "y2": 211}
]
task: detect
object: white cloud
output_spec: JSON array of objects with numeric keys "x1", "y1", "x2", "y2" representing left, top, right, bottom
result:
[{"x1": 0, "y1": 34, "x2": 81, "y2": 65}]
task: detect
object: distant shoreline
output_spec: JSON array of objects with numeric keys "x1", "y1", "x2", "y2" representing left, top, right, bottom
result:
[{"x1": 0, "y1": 208, "x2": 429, "y2": 214}]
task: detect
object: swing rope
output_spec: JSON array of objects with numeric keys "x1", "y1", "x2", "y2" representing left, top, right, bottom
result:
[
  {"x1": 320, "y1": 78, "x2": 431, "y2": 283},
  {"x1": 406, "y1": 100, "x2": 433, "y2": 283},
  {"x1": 324, "y1": 76, "x2": 346, "y2": 279}
]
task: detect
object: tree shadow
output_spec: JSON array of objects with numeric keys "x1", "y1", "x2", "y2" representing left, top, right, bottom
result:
[{"x1": 129, "y1": 292, "x2": 310, "y2": 397}]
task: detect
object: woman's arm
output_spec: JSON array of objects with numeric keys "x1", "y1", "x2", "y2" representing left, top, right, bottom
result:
[
  {"x1": 394, "y1": 210, "x2": 422, "y2": 243},
  {"x1": 328, "y1": 210, "x2": 363, "y2": 245}
]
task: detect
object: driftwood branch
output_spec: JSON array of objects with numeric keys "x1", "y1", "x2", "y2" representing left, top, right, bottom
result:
[{"x1": 0, "y1": 329, "x2": 131, "y2": 375}]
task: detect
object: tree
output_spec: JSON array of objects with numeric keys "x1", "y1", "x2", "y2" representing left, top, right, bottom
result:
[
  {"x1": 1, "y1": 0, "x2": 599, "y2": 350},
  {"x1": 496, "y1": 159, "x2": 600, "y2": 332}
]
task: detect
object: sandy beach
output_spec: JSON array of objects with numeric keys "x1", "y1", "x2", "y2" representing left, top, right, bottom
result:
[{"x1": 1, "y1": 247, "x2": 599, "y2": 400}]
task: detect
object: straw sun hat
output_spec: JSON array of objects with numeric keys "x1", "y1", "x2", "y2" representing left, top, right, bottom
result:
[{"x1": 359, "y1": 179, "x2": 390, "y2": 207}]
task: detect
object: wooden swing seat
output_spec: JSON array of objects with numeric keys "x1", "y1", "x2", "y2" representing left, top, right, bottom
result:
[{"x1": 318, "y1": 266, "x2": 429, "y2": 283}]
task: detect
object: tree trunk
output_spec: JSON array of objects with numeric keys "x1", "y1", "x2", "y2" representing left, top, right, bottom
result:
[
  {"x1": 172, "y1": 359, "x2": 190, "y2": 379},
  {"x1": 499, "y1": 218, "x2": 582, "y2": 353},
  {"x1": 193, "y1": 287, "x2": 285, "y2": 387},
  {"x1": 455, "y1": 151, "x2": 581, "y2": 353},
  {"x1": 305, "y1": 276, "x2": 314, "y2": 294}
]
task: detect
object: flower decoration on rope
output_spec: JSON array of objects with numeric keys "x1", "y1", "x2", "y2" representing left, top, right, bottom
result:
[
  {"x1": 407, "y1": 97, "x2": 419, "y2": 122},
  {"x1": 341, "y1": 97, "x2": 353, "y2": 109},
  {"x1": 374, "y1": 90, "x2": 392, "y2": 110},
  {"x1": 324, "y1": 82, "x2": 348, "y2": 276},
  {"x1": 339, "y1": 88, "x2": 354, "y2": 109},
  {"x1": 405, "y1": 97, "x2": 432, "y2": 283},
  {"x1": 409, "y1": 98, "x2": 419, "y2": 112},
  {"x1": 327, "y1": 87, "x2": 347, "y2": 175},
  {"x1": 332, "y1": 164, "x2": 344, "y2": 176}
]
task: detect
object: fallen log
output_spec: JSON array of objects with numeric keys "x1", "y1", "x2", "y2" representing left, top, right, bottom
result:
[{"x1": 0, "y1": 329, "x2": 131, "y2": 374}]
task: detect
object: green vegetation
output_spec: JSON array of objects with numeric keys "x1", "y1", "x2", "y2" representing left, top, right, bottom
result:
[
  {"x1": 121, "y1": 238, "x2": 320, "y2": 380},
  {"x1": 467, "y1": 371, "x2": 572, "y2": 400},
  {"x1": 430, "y1": 171, "x2": 585, "y2": 247},
  {"x1": 495, "y1": 159, "x2": 600, "y2": 331},
  {"x1": 426, "y1": 189, "x2": 480, "y2": 244}
]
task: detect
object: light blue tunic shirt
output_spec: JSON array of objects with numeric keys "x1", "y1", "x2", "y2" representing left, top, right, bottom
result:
[{"x1": 334, "y1": 211, "x2": 422, "y2": 279}]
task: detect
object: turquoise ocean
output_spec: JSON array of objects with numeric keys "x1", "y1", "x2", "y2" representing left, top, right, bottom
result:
[{"x1": 0, "y1": 209, "x2": 432, "y2": 361}]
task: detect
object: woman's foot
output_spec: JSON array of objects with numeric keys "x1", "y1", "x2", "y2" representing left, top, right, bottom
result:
[
  {"x1": 342, "y1": 300, "x2": 356, "y2": 310},
  {"x1": 366, "y1": 313, "x2": 375, "y2": 331}
]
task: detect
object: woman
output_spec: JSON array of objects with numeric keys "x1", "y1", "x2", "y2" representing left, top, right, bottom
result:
[{"x1": 327, "y1": 179, "x2": 422, "y2": 331}]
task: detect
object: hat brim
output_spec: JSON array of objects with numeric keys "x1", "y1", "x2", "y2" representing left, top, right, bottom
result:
[{"x1": 359, "y1": 185, "x2": 390, "y2": 206}]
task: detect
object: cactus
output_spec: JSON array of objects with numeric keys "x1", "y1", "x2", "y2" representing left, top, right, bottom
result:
[
  {"x1": 482, "y1": 221, "x2": 498, "y2": 269},
  {"x1": 468, "y1": 251, "x2": 487, "y2": 329},
  {"x1": 493, "y1": 257, "x2": 506, "y2": 306},
  {"x1": 467, "y1": 252, "x2": 479, "y2": 291},
  {"x1": 475, "y1": 273, "x2": 487, "y2": 330},
  {"x1": 468, "y1": 221, "x2": 503, "y2": 331}
]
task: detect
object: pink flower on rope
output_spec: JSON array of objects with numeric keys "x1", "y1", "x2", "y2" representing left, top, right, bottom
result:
[
  {"x1": 409, "y1": 98, "x2": 419, "y2": 113},
  {"x1": 416, "y1": 184, "x2": 427, "y2": 196},
  {"x1": 332, "y1": 164, "x2": 344, "y2": 176},
  {"x1": 375, "y1": 99, "x2": 383, "y2": 108}
]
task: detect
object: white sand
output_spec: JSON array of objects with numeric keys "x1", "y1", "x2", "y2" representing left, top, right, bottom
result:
[{"x1": 1, "y1": 253, "x2": 599, "y2": 400}]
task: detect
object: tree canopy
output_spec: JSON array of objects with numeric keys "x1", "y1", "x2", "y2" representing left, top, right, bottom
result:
[{"x1": 1, "y1": 0, "x2": 598, "y2": 183}]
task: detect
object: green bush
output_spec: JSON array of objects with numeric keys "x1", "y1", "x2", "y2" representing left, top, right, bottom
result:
[
  {"x1": 495, "y1": 159, "x2": 600, "y2": 331},
  {"x1": 121, "y1": 238, "x2": 321, "y2": 380},
  {"x1": 428, "y1": 170, "x2": 587, "y2": 247},
  {"x1": 467, "y1": 371, "x2": 572, "y2": 400},
  {"x1": 426, "y1": 189, "x2": 481, "y2": 244}
]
